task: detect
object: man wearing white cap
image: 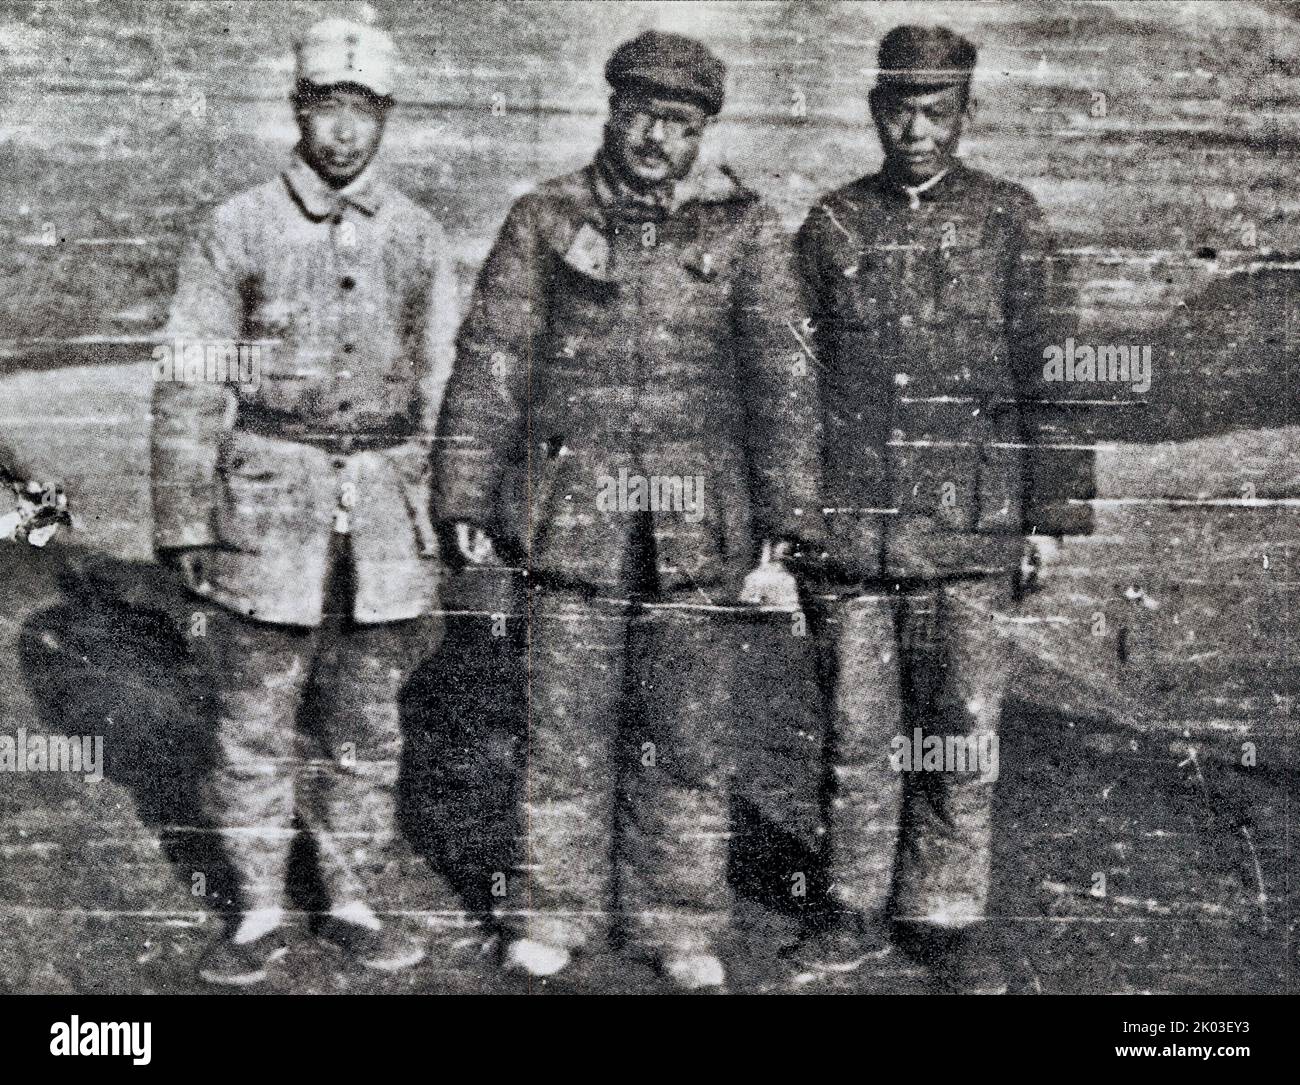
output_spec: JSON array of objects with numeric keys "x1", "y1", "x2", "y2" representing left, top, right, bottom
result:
[{"x1": 151, "y1": 17, "x2": 457, "y2": 985}]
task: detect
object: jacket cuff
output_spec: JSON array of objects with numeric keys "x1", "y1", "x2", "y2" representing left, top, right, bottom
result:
[
  {"x1": 432, "y1": 489, "x2": 499, "y2": 536},
  {"x1": 765, "y1": 505, "x2": 825, "y2": 553}
]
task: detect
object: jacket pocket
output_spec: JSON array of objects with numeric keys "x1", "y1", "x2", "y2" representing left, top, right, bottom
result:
[
  {"x1": 213, "y1": 469, "x2": 280, "y2": 554},
  {"x1": 212, "y1": 430, "x2": 311, "y2": 554},
  {"x1": 940, "y1": 245, "x2": 1004, "y2": 321}
]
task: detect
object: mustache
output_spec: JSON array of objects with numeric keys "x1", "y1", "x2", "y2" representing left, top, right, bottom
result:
[{"x1": 628, "y1": 146, "x2": 671, "y2": 166}]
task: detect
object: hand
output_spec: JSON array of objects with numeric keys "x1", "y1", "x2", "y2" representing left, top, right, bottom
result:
[
  {"x1": 739, "y1": 539, "x2": 801, "y2": 609},
  {"x1": 1020, "y1": 534, "x2": 1063, "y2": 593},
  {"x1": 453, "y1": 521, "x2": 499, "y2": 567}
]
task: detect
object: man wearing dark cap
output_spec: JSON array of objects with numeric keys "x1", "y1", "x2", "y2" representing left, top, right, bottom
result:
[
  {"x1": 435, "y1": 30, "x2": 821, "y2": 990},
  {"x1": 794, "y1": 25, "x2": 1087, "y2": 992},
  {"x1": 152, "y1": 17, "x2": 457, "y2": 985}
]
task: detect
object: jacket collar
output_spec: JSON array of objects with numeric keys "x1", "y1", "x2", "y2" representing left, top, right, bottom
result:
[
  {"x1": 282, "y1": 151, "x2": 384, "y2": 221},
  {"x1": 875, "y1": 159, "x2": 967, "y2": 209},
  {"x1": 591, "y1": 150, "x2": 674, "y2": 221},
  {"x1": 546, "y1": 160, "x2": 751, "y2": 285},
  {"x1": 674, "y1": 159, "x2": 753, "y2": 209}
]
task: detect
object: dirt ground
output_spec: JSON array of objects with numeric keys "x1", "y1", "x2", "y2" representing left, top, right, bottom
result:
[
  {"x1": 2, "y1": 0, "x2": 1298, "y2": 995},
  {"x1": 0, "y1": 539, "x2": 1293, "y2": 995}
]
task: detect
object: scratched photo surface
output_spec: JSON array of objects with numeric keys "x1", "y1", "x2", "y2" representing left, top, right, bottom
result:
[{"x1": 0, "y1": 0, "x2": 1296, "y2": 995}]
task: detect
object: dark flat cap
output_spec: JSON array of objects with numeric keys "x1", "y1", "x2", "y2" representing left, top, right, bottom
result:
[
  {"x1": 605, "y1": 30, "x2": 726, "y2": 115},
  {"x1": 876, "y1": 25, "x2": 976, "y2": 90}
]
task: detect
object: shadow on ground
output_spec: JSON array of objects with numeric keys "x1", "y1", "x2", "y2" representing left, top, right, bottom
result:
[
  {"x1": 5, "y1": 545, "x2": 1294, "y2": 993},
  {"x1": 11, "y1": 549, "x2": 831, "y2": 991}
]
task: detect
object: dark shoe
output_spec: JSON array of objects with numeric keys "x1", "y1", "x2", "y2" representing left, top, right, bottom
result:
[
  {"x1": 896, "y1": 922, "x2": 1008, "y2": 994},
  {"x1": 318, "y1": 915, "x2": 427, "y2": 973},
  {"x1": 197, "y1": 928, "x2": 289, "y2": 987},
  {"x1": 787, "y1": 911, "x2": 892, "y2": 974}
]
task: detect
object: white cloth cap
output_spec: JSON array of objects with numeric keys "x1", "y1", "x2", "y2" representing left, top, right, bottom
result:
[{"x1": 294, "y1": 18, "x2": 397, "y2": 98}]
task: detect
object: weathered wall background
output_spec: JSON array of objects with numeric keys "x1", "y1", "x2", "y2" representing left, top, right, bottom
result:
[
  {"x1": 4, "y1": 0, "x2": 1300, "y2": 332},
  {"x1": 0, "y1": 1, "x2": 1296, "y2": 993}
]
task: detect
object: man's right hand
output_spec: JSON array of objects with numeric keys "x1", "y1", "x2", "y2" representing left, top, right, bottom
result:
[{"x1": 452, "y1": 521, "x2": 499, "y2": 566}]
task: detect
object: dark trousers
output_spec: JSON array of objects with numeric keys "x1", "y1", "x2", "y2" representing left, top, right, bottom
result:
[
  {"x1": 505, "y1": 518, "x2": 738, "y2": 957},
  {"x1": 204, "y1": 536, "x2": 435, "y2": 920},
  {"x1": 807, "y1": 575, "x2": 1017, "y2": 926}
]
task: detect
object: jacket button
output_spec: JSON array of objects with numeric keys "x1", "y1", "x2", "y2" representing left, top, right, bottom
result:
[
  {"x1": 340, "y1": 275, "x2": 356, "y2": 290},
  {"x1": 342, "y1": 343, "x2": 355, "y2": 354},
  {"x1": 338, "y1": 401, "x2": 352, "y2": 412}
]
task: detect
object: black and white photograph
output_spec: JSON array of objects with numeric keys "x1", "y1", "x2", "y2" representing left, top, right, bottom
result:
[{"x1": 0, "y1": 0, "x2": 1295, "y2": 1057}]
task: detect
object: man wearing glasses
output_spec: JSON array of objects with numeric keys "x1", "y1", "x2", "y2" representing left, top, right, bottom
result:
[{"x1": 435, "y1": 30, "x2": 821, "y2": 990}]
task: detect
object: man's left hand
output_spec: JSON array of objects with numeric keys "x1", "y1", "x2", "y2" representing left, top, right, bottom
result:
[
  {"x1": 1020, "y1": 534, "x2": 1063, "y2": 593},
  {"x1": 739, "y1": 539, "x2": 801, "y2": 609}
]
